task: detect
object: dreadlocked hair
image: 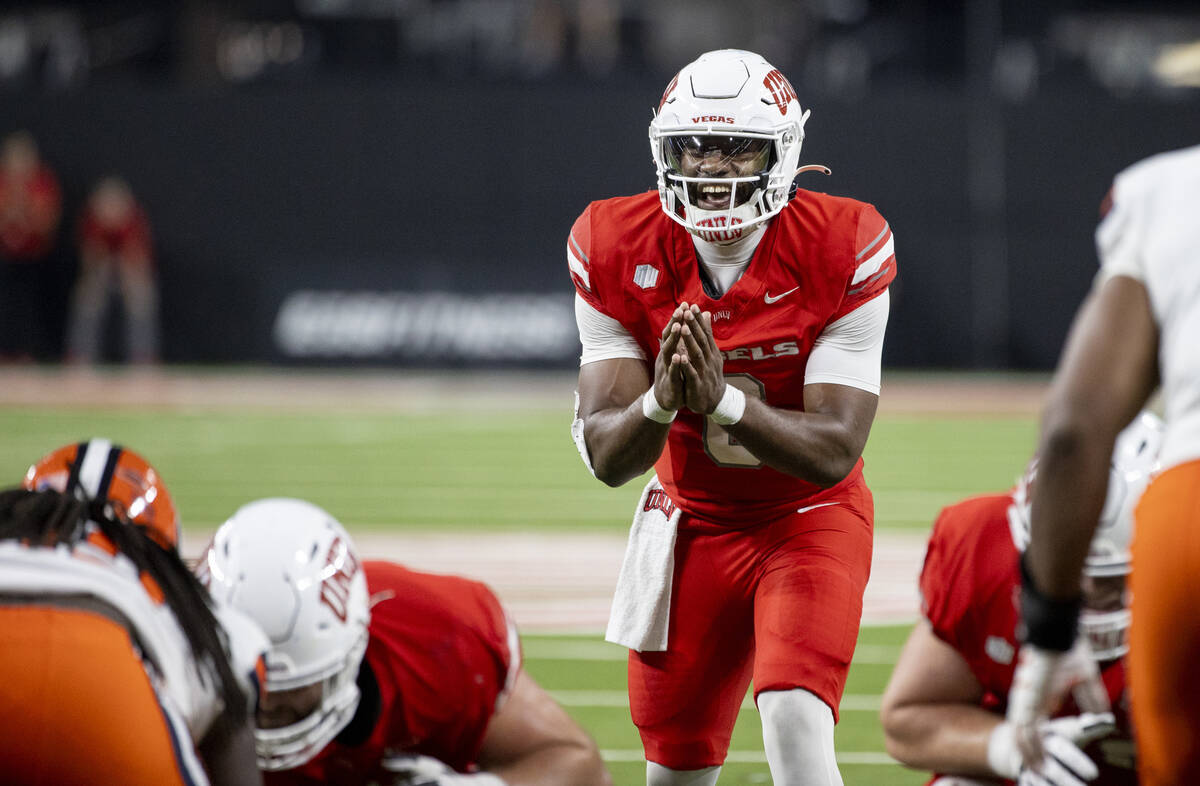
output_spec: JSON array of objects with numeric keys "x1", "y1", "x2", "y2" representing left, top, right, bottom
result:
[{"x1": 0, "y1": 487, "x2": 247, "y2": 729}]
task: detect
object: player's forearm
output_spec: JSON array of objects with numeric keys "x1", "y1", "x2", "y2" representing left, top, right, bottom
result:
[
  {"x1": 724, "y1": 399, "x2": 864, "y2": 486},
  {"x1": 1027, "y1": 411, "x2": 1114, "y2": 599},
  {"x1": 488, "y1": 741, "x2": 612, "y2": 786},
  {"x1": 879, "y1": 701, "x2": 1001, "y2": 777},
  {"x1": 583, "y1": 404, "x2": 670, "y2": 487}
]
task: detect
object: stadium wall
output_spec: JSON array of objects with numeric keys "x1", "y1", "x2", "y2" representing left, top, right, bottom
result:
[{"x1": 5, "y1": 77, "x2": 1194, "y2": 368}]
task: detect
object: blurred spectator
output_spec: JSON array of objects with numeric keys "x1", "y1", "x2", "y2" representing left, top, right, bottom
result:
[
  {"x1": 65, "y1": 176, "x2": 160, "y2": 365},
  {"x1": 0, "y1": 130, "x2": 61, "y2": 362}
]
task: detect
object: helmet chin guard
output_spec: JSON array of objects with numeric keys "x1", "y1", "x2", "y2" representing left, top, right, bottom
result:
[
  {"x1": 650, "y1": 49, "x2": 812, "y2": 243},
  {"x1": 200, "y1": 497, "x2": 371, "y2": 770}
]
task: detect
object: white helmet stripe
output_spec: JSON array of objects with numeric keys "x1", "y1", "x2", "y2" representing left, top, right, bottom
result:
[{"x1": 76, "y1": 438, "x2": 116, "y2": 500}]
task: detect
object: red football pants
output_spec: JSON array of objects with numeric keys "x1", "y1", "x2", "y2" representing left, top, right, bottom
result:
[
  {"x1": 0, "y1": 605, "x2": 195, "y2": 785},
  {"x1": 628, "y1": 478, "x2": 874, "y2": 769},
  {"x1": 1129, "y1": 459, "x2": 1200, "y2": 786}
]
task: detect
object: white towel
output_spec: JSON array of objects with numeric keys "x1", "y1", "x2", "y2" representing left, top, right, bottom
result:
[{"x1": 605, "y1": 475, "x2": 681, "y2": 652}]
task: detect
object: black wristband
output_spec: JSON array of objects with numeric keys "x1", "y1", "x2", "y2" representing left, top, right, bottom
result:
[{"x1": 1018, "y1": 554, "x2": 1082, "y2": 652}]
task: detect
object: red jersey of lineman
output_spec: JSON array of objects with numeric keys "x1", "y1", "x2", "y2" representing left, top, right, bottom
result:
[
  {"x1": 568, "y1": 190, "x2": 895, "y2": 525},
  {"x1": 920, "y1": 493, "x2": 1135, "y2": 786},
  {"x1": 266, "y1": 560, "x2": 517, "y2": 786}
]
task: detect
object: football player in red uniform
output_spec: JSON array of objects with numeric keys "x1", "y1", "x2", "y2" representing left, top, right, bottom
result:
[
  {"x1": 569, "y1": 49, "x2": 896, "y2": 785},
  {"x1": 878, "y1": 412, "x2": 1162, "y2": 786},
  {"x1": 200, "y1": 498, "x2": 611, "y2": 786}
]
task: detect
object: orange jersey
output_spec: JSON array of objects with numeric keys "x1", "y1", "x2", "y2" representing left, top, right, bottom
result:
[
  {"x1": 0, "y1": 533, "x2": 264, "y2": 743},
  {"x1": 568, "y1": 189, "x2": 895, "y2": 524}
]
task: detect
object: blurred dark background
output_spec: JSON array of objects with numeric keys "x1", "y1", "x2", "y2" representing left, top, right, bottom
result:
[{"x1": 0, "y1": 0, "x2": 1197, "y2": 369}]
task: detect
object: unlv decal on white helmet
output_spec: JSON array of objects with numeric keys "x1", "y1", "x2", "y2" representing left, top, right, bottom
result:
[{"x1": 650, "y1": 50, "x2": 822, "y2": 244}]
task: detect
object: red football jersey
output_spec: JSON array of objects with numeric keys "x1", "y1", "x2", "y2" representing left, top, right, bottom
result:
[
  {"x1": 920, "y1": 493, "x2": 1136, "y2": 785},
  {"x1": 569, "y1": 190, "x2": 895, "y2": 525},
  {"x1": 267, "y1": 561, "x2": 517, "y2": 786}
]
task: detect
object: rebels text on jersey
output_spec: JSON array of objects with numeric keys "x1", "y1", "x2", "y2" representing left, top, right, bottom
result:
[
  {"x1": 568, "y1": 189, "x2": 895, "y2": 524},
  {"x1": 920, "y1": 493, "x2": 1135, "y2": 786},
  {"x1": 266, "y1": 560, "x2": 518, "y2": 786}
]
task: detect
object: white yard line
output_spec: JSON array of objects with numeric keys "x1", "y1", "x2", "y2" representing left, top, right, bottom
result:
[
  {"x1": 600, "y1": 749, "x2": 897, "y2": 765},
  {"x1": 550, "y1": 690, "x2": 881, "y2": 712}
]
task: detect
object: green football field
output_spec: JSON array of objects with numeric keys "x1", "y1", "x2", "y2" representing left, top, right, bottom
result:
[{"x1": 0, "y1": 371, "x2": 1043, "y2": 785}]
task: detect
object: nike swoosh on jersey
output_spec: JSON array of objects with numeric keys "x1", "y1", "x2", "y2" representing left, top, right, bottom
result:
[
  {"x1": 764, "y1": 286, "x2": 800, "y2": 304},
  {"x1": 796, "y1": 502, "x2": 839, "y2": 514}
]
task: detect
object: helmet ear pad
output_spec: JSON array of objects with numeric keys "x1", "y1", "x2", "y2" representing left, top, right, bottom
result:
[
  {"x1": 649, "y1": 49, "x2": 808, "y2": 242},
  {"x1": 200, "y1": 497, "x2": 371, "y2": 770}
]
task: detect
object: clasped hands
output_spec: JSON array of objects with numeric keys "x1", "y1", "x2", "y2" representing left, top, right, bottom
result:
[{"x1": 652, "y1": 302, "x2": 725, "y2": 415}]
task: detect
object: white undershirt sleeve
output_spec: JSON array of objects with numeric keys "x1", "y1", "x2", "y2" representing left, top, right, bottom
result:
[
  {"x1": 575, "y1": 293, "x2": 646, "y2": 365},
  {"x1": 803, "y1": 290, "x2": 889, "y2": 394}
]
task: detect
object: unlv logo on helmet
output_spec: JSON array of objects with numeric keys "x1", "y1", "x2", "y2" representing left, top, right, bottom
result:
[
  {"x1": 319, "y1": 536, "x2": 361, "y2": 622},
  {"x1": 762, "y1": 69, "x2": 797, "y2": 115}
]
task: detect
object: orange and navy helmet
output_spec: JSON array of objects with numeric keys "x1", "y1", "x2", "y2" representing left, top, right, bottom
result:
[{"x1": 22, "y1": 439, "x2": 180, "y2": 548}]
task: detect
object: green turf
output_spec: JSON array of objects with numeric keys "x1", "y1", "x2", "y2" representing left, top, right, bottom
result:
[{"x1": 0, "y1": 408, "x2": 1037, "y2": 533}]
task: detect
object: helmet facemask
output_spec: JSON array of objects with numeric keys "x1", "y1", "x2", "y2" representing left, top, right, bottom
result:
[
  {"x1": 254, "y1": 625, "x2": 369, "y2": 771},
  {"x1": 661, "y1": 133, "x2": 773, "y2": 243}
]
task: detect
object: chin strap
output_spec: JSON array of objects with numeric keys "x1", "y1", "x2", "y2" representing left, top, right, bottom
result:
[{"x1": 795, "y1": 164, "x2": 831, "y2": 176}]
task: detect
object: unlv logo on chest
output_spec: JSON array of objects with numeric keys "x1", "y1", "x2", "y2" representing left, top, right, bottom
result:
[
  {"x1": 319, "y1": 536, "x2": 360, "y2": 622},
  {"x1": 762, "y1": 69, "x2": 797, "y2": 115}
]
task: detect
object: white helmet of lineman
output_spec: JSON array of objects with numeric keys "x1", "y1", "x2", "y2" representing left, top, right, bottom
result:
[
  {"x1": 649, "y1": 49, "x2": 814, "y2": 244},
  {"x1": 1009, "y1": 410, "x2": 1164, "y2": 660},
  {"x1": 200, "y1": 497, "x2": 370, "y2": 770}
]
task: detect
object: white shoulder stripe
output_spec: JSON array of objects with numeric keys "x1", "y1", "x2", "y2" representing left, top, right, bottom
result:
[
  {"x1": 851, "y1": 234, "x2": 895, "y2": 286},
  {"x1": 567, "y1": 246, "x2": 591, "y2": 291},
  {"x1": 856, "y1": 224, "x2": 890, "y2": 260},
  {"x1": 569, "y1": 233, "x2": 590, "y2": 264}
]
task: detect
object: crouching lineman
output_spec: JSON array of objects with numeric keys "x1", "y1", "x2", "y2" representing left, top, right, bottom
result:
[
  {"x1": 879, "y1": 412, "x2": 1162, "y2": 785},
  {"x1": 199, "y1": 497, "x2": 612, "y2": 786},
  {"x1": 0, "y1": 487, "x2": 263, "y2": 785}
]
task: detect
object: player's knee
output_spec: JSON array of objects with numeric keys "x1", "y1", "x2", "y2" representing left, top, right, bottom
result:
[
  {"x1": 758, "y1": 688, "x2": 834, "y2": 739},
  {"x1": 646, "y1": 762, "x2": 721, "y2": 786}
]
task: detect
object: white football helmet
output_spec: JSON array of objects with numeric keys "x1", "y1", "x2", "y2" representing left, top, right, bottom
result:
[
  {"x1": 200, "y1": 498, "x2": 370, "y2": 770},
  {"x1": 1009, "y1": 411, "x2": 1164, "y2": 660},
  {"x1": 649, "y1": 49, "x2": 813, "y2": 244}
]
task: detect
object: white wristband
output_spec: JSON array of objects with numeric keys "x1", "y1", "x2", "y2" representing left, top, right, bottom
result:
[
  {"x1": 985, "y1": 721, "x2": 1021, "y2": 779},
  {"x1": 709, "y1": 384, "x2": 746, "y2": 426},
  {"x1": 641, "y1": 385, "x2": 677, "y2": 424}
]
